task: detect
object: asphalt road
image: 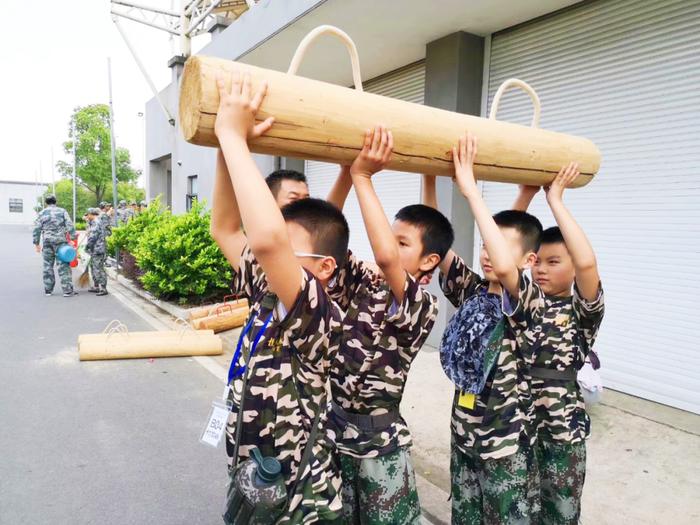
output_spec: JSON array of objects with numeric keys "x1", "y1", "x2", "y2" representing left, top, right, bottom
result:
[{"x1": 0, "y1": 225, "x2": 228, "y2": 524}]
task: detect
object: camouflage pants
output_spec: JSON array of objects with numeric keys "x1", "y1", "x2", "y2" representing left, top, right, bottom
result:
[
  {"x1": 42, "y1": 243, "x2": 73, "y2": 294},
  {"x1": 339, "y1": 447, "x2": 421, "y2": 525},
  {"x1": 90, "y1": 253, "x2": 107, "y2": 288},
  {"x1": 537, "y1": 440, "x2": 586, "y2": 525},
  {"x1": 450, "y1": 440, "x2": 540, "y2": 525}
]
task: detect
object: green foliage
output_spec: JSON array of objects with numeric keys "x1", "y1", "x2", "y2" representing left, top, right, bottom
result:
[
  {"x1": 133, "y1": 200, "x2": 232, "y2": 301},
  {"x1": 41, "y1": 179, "x2": 94, "y2": 223},
  {"x1": 108, "y1": 196, "x2": 167, "y2": 256},
  {"x1": 58, "y1": 104, "x2": 139, "y2": 203},
  {"x1": 74, "y1": 220, "x2": 87, "y2": 231},
  {"x1": 103, "y1": 181, "x2": 145, "y2": 205}
]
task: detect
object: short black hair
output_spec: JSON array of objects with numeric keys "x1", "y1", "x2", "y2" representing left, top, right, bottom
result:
[
  {"x1": 493, "y1": 210, "x2": 543, "y2": 253},
  {"x1": 394, "y1": 204, "x2": 454, "y2": 261},
  {"x1": 265, "y1": 170, "x2": 307, "y2": 198},
  {"x1": 45, "y1": 195, "x2": 56, "y2": 205},
  {"x1": 99, "y1": 202, "x2": 107, "y2": 210},
  {"x1": 281, "y1": 198, "x2": 349, "y2": 268},
  {"x1": 541, "y1": 226, "x2": 565, "y2": 246}
]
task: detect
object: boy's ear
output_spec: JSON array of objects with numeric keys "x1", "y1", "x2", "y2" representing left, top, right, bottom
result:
[
  {"x1": 317, "y1": 256, "x2": 338, "y2": 282},
  {"x1": 419, "y1": 252, "x2": 441, "y2": 273},
  {"x1": 521, "y1": 251, "x2": 538, "y2": 269}
]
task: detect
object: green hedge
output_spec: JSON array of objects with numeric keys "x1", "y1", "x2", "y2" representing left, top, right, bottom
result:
[{"x1": 109, "y1": 198, "x2": 231, "y2": 302}]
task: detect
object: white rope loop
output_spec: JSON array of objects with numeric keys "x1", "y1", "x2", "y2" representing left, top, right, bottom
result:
[
  {"x1": 287, "y1": 25, "x2": 363, "y2": 91},
  {"x1": 489, "y1": 78, "x2": 541, "y2": 127}
]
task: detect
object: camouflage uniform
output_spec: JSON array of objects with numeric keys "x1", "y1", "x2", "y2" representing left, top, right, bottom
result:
[
  {"x1": 86, "y1": 216, "x2": 108, "y2": 291},
  {"x1": 225, "y1": 246, "x2": 344, "y2": 524},
  {"x1": 326, "y1": 252, "x2": 438, "y2": 525},
  {"x1": 116, "y1": 203, "x2": 134, "y2": 225},
  {"x1": 32, "y1": 205, "x2": 76, "y2": 294},
  {"x1": 439, "y1": 256, "x2": 542, "y2": 524},
  {"x1": 523, "y1": 284, "x2": 605, "y2": 524},
  {"x1": 99, "y1": 211, "x2": 112, "y2": 237}
]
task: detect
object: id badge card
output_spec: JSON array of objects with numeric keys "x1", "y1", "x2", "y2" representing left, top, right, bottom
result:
[
  {"x1": 458, "y1": 391, "x2": 476, "y2": 409},
  {"x1": 200, "y1": 399, "x2": 232, "y2": 448}
]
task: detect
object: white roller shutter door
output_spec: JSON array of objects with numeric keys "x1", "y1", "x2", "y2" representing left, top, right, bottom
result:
[
  {"x1": 305, "y1": 61, "x2": 425, "y2": 261},
  {"x1": 483, "y1": 0, "x2": 700, "y2": 412}
]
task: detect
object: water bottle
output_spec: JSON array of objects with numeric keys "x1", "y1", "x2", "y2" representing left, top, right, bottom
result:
[{"x1": 223, "y1": 447, "x2": 288, "y2": 525}]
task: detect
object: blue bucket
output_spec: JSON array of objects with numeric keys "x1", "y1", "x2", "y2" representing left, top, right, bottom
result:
[{"x1": 56, "y1": 244, "x2": 77, "y2": 263}]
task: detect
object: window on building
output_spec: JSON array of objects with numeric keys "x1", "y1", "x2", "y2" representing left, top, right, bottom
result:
[
  {"x1": 186, "y1": 175, "x2": 198, "y2": 211},
  {"x1": 9, "y1": 198, "x2": 23, "y2": 213}
]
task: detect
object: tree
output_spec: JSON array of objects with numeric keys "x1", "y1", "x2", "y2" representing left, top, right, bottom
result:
[
  {"x1": 40, "y1": 179, "x2": 94, "y2": 223},
  {"x1": 58, "y1": 104, "x2": 139, "y2": 203}
]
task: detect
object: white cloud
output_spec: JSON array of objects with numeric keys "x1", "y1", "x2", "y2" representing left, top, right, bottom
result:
[{"x1": 0, "y1": 0, "x2": 208, "y2": 185}]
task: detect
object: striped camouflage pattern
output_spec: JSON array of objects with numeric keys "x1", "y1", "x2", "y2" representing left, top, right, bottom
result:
[
  {"x1": 226, "y1": 246, "x2": 344, "y2": 524},
  {"x1": 32, "y1": 205, "x2": 75, "y2": 245},
  {"x1": 327, "y1": 252, "x2": 438, "y2": 458},
  {"x1": 440, "y1": 256, "x2": 544, "y2": 460},
  {"x1": 528, "y1": 285, "x2": 604, "y2": 443}
]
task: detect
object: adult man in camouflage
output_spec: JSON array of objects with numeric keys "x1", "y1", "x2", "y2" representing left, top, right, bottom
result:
[
  {"x1": 85, "y1": 208, "x2": 108, "y2": 296},
  {"x1": 139, "y1": 200, "x2": 148, "y2": 213},
  {"x1": 116, "y1": 200, "x2": 132, "y2": 225},
  {"x1": 32, "y1": 195, "x2": 78, "y2": 297}
]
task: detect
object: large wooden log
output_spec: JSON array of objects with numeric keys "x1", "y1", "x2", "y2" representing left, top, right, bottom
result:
[
  {"x1": 187, "y1": 298, "x2": 248, "y2": 321},
  {"x1": 78, "y1": 329, "x2": 214, "y2": 344},
  {"x1": 191, "y1": 305, "x2": 250, "y2": 333},
  {"x1": 78, "y1": 332, "x2": 223, "y2": 361},
  {"x1": 180, "y1": 56, "x2": 600, "y2": 187}
]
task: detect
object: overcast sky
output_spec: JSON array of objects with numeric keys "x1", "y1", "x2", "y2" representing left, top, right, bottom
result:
[{"x1": 0, "y1": 1, "x2": 209, "y2": 185}]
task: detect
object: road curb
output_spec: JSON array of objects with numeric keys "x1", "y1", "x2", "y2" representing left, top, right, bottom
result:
[{"x1": 106, "y1": 267, "x2": 189, "y2": 320}]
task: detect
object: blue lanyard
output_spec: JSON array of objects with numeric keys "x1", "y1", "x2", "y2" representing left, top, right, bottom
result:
[{"x1": 227, "y1": 309, "x2": 275, "y2": 385}]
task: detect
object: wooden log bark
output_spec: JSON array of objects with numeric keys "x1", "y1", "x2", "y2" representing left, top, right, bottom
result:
[
  {"x1": 191, "y1": 306, "x2": 250, "y2": 333},
  {"x1": 187, "y1": 298, "x2": 248, "y2": 321},
  {"x1": 78, "y1": 333, "x2": 223, "y2": 361},
  {"x1": 180, "y1": 56, "x2": 600, "y2": 187}
]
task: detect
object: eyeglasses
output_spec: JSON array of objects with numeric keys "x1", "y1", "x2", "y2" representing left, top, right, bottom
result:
[{"x1": 294, "y1": 252, "x2": 328, "y2": 259}]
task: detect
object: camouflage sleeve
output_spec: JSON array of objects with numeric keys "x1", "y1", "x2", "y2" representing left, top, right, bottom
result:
[
  {"x1": 573, "y1": 283, "x2": 605, "y2": 356},
  {"x1": 502, "y1": 271, "x2": 545, "y2": 330},
  {"x1": 438, "y1": 254, "x2": 485, "y2": 307},
  {"x1": 328, "y1": 251, "x2": 372, "y2": 309},
  {"x1": 386, "y1": 272, "x2": 439, "y2": 350},
  {"x1": 231, "y1": 245, "x2": 266, "y2": 299},
  {"x1": 279, "y1": 268, "x2": 344, "y2": 367},
  {"x1": 64, "y1": 210, "x2": 76, "y2": 239},
  {"x1": 32, "y1": 213, "x2": 42, "y2": 245}
]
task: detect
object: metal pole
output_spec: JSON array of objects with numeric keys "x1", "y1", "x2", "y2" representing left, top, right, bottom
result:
[
  {"x1": 107, "y1": 57, "x2": 120, "y2": 271},
  {"x1": 72, "y1": 120, "x2": 77, "y2": 224},
  {"x1": 51, "y1": 149, "x2": 55, "y2": 194}
]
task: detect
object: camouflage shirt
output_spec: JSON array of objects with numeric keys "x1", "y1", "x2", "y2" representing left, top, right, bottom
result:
[
  {"x1": 86, "y1": 218, "x2": 107, "y2": 255},
  {"x1": 524, "y1": 284, "x2": 605, "y2": 444},
  {"x1": 327, "y1": 252, "x2": 438, "y2": 458},
  {"x1": 440, "y1": 256, "x2": 542, "y2": 460},
  {"x1": 226, "y1": 246, "x2": 343, "y2": 523},
  {"x1": 99, "y1": 212, "x2": 112, "y2": 237},
  {"x1": 32, "y1": 205, "x2": 76, "y2": 245}
]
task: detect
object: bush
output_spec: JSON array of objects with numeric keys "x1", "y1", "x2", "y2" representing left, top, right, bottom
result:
[
  {"x1": 133, "y1": 200, "x2": 232, "y2": 301},
  {"x1": 74, "y1": 220, "x2": 87, "y2": 231},
  {"x1": 108, "y1": 196, "x2": 167, "y2": 256}
]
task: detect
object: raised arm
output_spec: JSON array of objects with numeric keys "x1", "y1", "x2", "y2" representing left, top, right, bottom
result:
[
  {"x1": 421, "y1": 174, "x2": 456, "y2": 275},
  {"x1": 326, "y1": 165, "x2": 352, "y2": 210},
  {"x1": 214, "y1": 72, "x2": 303, "y2": 311},
  {"x1": 512, "y1": 185, "x2": 540, "y2": 212},
  {"x1": 210, "y1": 149, "x2": 246, "y2": 270},
  {"x1": 453, "y1": 133, "x2": 520, "y2": 297},
  {"x1": 350, "y1": 126, "x2": 407, "y2": 302},
  {"x1": 545, "y1": 163, "x2": 601, "y2": 301}
]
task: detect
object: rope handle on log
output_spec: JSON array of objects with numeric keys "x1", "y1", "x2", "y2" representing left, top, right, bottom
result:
[
  {"x1": 288, "y1": 25, "x2": 363, "y2": 91},
  {"x1": 489, "y1": 78, "x2": 541, "y2": 127},
  {"x1": 173, "y1": 317, "x2": 195, "y2": 341},
  {"x1": 215, "y1": 304, "x2": 234, "y2": 316},
  {"x1": 102, "y1": 319, "x2": 129, "y2": 339},
  {"x1": 222, "y1": 294, "x2": 241, "y2": 304}
]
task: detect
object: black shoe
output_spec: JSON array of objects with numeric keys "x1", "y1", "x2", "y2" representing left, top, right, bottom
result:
[
  {"x1": 63, "y1": 291, "x2": 79, "y2": 297},
  {"x1": 45, "y1": 291, "x2": 52, "y2": 297},
  {"x1": 96, "y1": 289, "x2": 108, "y2": 296},
  {"x1": 88, "y1": 287, "x2": 100, "y2": 293}
]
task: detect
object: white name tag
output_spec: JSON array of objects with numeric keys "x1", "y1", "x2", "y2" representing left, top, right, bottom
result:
[{"x1": 200, "y1": 400, "x2": 231, "y2": 448}]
